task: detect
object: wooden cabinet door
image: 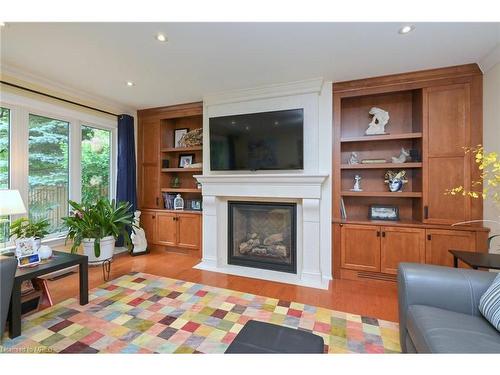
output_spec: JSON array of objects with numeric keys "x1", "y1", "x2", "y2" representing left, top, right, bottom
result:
[
  {"x1": 138, "y1": 119, "x2": 161, "y2": 209},
  {"x1": 341, "y1": 224, "x2": 381, "y2": 272},
  {"x1": 380, "y1": 227, "x2": 425, "y2": 274},
  {"x1": 140, "y1": 210, "x2": 157, "y2": 245},
  {"x1": 425, "y1": 229, "x2": 475, "y2": 267},
  {"x1": 155, "y1": 212, "x2": 177, "y2": 246},
  {"x1": 177, "y1": 213, "x2": 201, "y2": 250},
  {"x1": 423, "y1": 84, "x2": 471, "y2": 225}
]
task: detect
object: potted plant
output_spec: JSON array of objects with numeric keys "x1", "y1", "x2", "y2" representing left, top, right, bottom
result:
[
  {"x1": 63, "y1": 198, "x2": 135, "y2": 263},
  {"x1": 447, "y1": 145, "x2": 500, "y2": 250},
  {"x1": 9, "y1": 217, "x2": 50, "y2": 250}
]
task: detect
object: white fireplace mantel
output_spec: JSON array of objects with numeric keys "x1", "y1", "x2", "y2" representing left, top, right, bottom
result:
[
  {"x1": 197, "y1": 78, "x2": 332, "y2": 289},
  {"x1": 194, "y1": 173, "x2": 330, "y2": 289},
  {"x1": 194, "y1": 174, "x2": 328, "y2": 199}
]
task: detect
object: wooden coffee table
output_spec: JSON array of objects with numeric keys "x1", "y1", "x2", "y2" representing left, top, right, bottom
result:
[
  {"x1": 449, "y1": 249, "x2": 500, "y2": 270},
  {"x1": 8, "y1": 251, "x2": 88, "y2": 338}
]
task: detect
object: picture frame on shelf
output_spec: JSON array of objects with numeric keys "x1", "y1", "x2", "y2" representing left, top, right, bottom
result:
[
  {"x1": 191, "y1": 199, "x2": 202, "y2": 211},
  {"x1": 368, "y1": 205, "x2": 399, "y2": 221},
  {"x1": 178, "y1": 154, "x2": 194, "y2": 168},
  {"x1": 174, "y1": 128, "x2": 189, "y2": 148}
]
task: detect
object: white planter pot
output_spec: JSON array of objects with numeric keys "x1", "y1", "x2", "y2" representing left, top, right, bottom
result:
[{"x1": 82, "y1": 235, "x2": 115, "y2": 264}]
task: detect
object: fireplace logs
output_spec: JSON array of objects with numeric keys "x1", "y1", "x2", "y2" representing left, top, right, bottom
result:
[{"x1": 238, "y1": 232, "x2": 288, "y2": 258}]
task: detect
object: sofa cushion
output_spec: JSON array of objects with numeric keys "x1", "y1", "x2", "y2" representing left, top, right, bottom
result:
[
  {"x1": 407, "y1": 304, "x2": 500, "y2": 353},
  {"x1": 479, "y1": 273, "x2": 500, "y2": 332}
]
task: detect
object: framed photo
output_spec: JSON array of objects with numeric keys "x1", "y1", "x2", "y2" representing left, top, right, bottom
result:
[
  {"x1": 174, "y1": 128, "x2": 188, "y2": 148},
  {"x1": 368, "y1": 205, "x2": 399, "y2": 221},
  {"x1": 191, "y1": 199, "x2": 202, "y2": 211},
  {"x1": 178, "y1": 154, "x2": 194, "y2": 168}
]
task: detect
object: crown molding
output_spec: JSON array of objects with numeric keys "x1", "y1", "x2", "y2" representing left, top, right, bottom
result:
[
  {"x1": 479, "y1": 43, "x2": 500, "y2": 73},
  {"x1": 203, "y1": 78, "x2": 325, "y2": 106},
  {"x1": 0, "y1": 63, "x2": 136, "y2": 116}
]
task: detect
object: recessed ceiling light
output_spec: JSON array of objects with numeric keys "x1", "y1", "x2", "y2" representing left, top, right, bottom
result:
[
  {"x1": 156, "y1": 33, "x2": 167, "y2": 42},
  {"x1": 398, "y1": 25, "x2": 414, "y2": 35},
  {"x1": 126, "y1": 81, "x2": 135, "y2": 87}
]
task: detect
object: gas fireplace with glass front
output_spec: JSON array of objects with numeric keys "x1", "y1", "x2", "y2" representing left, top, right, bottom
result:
[{"x1": 228, "y1": 201, "x2": 297, "y2": 273}]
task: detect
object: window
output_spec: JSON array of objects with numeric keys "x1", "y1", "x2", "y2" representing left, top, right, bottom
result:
[
  {"x1": 28, "y1": 114, "x2": 70, "y2": 233},
  {"x1": 0, "y1": 107, "x2": 10, "y2": 243},
  {"x1": 81, "y1": 125, "x2": 111, "y2": 204},
  {"x1": 2, "y1": 91, "x2": 117, "y2": 245}
]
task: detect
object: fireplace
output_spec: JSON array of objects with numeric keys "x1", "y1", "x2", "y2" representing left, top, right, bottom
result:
[{"x1": 228, "y1": 201, "x2": 297, "y2": 273}]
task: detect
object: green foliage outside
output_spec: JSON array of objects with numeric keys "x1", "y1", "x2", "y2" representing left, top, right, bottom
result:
[{"x1": 81, "y1": 126, "x2": 111, "y2": 205}]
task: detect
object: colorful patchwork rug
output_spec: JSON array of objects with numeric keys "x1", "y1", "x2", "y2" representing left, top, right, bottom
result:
[{"x1": 1, "y1": 272, "x2": 400, "y2": 354}]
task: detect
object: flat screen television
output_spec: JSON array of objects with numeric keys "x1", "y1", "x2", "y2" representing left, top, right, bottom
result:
[{"x1": 209, "y1": 108, "x2": 304, "y2": 171}]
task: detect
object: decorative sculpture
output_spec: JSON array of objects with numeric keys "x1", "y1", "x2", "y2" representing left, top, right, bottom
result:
[
  {"x1": 365, "y1": 107, "x2": 390, "y2": 135},
  {"x1": 131, "y1": 211, "x2": 148, "y2": 254},
  {"x1": 179, "y1": 128, "x2": 203, "y2": 147},
  {"x1": 348, "y1": 152, "x2": 360, "y2": 165},
  {"x1": 391, "y1": 148, "x2": 410, "y2": 164},
  {"x1": 384, "y1": 170, "x2": 408, "y2": 192},
  {"x1": 351, "y1": 175, "x2": 363, "y2": 192}
]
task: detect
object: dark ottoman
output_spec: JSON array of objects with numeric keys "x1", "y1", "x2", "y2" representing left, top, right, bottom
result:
[{"x1": 225, "y1": 320, "x2": 324, "y2": 353}]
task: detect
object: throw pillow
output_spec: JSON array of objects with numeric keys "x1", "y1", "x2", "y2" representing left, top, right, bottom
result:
[{"x1": 479, "y1": 273, "x2": 500, "y2": 331}]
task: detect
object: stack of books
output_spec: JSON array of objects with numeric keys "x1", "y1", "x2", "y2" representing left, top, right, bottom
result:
[{"x1": 163, "y1": 193, "x2": 177, "y2": 209}]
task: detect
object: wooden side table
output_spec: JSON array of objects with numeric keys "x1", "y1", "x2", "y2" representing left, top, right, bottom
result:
[
  {"x1": 449, "y1": 249, "x2": 500, "y2": 270},
  {"x1": 9, "y1": 251, "x2": 88, "y2": 338}
]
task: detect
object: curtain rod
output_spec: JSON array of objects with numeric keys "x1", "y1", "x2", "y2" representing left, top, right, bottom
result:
[{"x1": 0, "y1": 80, "x2": 120, "y2": 117}]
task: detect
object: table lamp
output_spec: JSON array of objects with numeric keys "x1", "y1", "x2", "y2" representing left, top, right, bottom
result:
[{"x1": 0, "y1": 190, "x2": 27, "y2": 251}]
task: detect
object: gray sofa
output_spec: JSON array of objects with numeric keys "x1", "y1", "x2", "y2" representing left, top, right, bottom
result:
[
  {"x1": 1, "y1": 255, "x2": 17, "y2": 340},
  {"x1": 398, "y1": 263, "x2": 500, "y2": 353}
]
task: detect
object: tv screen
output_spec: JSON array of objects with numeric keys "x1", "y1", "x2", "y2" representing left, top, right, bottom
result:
[{"x1": 209, "y1": 109, "x2": 304, "y2": 171}]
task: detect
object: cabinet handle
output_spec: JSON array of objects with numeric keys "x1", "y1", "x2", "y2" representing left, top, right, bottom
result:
[
  {"x1": 382, "y1": 231, "x2": 386, "y2": 238},
  {"x1": 424, "y1": 206, "x2": 429, "y2": 219},
  {"x1": 376, "y1": 231, "x2": 380, "y2": 237},
  {"x1": 152, "y1": 215, "x2": 155, "y2": 219},
  {"x1": 427, "y1": 234, "x2": 432, "y2": 241}
]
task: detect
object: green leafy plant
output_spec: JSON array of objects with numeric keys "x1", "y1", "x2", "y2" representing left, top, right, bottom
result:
[
  {"x1": 62, "y1": 198, "x2": 135, "y2": 257},
  {"x1": 9, "y1": 217, "x2": 50, "y2": 240}
]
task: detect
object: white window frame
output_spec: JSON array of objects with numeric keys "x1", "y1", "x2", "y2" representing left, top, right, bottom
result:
[{"x1": 1, "y1": 91, "x2": 117, "y2": 247}]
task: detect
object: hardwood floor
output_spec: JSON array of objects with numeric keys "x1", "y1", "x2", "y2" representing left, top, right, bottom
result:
[{"x1": 45, "y1": 249, "x2": 399, "y2": 322}]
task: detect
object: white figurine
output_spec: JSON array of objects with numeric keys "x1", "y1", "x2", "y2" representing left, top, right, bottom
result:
[
  {"x1": 391, "y1": 148, "x2": 410, "y2": 164},
  {"x1": 131, "y1": 211, "x2": 148, "y2": 254},
  {"x1": 365, "y1": 107, "x2": 390, "y2": 135},
  {"x1": 351, "y1": 175, "x2": 363, "y2": 192},
  {"x1": 348, "y1": 152, "x2": 360, "y2": 165}
]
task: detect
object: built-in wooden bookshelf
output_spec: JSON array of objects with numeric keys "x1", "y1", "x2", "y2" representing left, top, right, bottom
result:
[
  {"x1": 137, "y1": 102, "x2": 204, "y2": 257},
  {"x1": 332, "y1": 64, "x2": 486, "y2": 282},
  {"x1": 337, "y1": 89, "x2": 424, "y2": 222}
]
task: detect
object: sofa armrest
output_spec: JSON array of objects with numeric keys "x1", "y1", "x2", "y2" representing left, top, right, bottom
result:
[
  {"x1": 1, "y1": 256, "x2": 17, "y2": 340},
  {"x1": 397, "y1": 262, "x2": 496, "y2": 352}
]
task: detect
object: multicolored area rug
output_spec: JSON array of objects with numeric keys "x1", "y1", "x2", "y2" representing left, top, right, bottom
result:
[{"x1": 1, "y1": 272, "x2": 400, "y2": 354}]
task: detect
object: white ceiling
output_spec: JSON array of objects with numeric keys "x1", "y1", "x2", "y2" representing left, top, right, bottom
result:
[{"x1": 1, "y1": 22, "x2": 499, "y2": 110}]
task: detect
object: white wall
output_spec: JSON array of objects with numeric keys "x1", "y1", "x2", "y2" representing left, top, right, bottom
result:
[{"x1": 483, "y1": 62, "x2": 500, "y2": 253}]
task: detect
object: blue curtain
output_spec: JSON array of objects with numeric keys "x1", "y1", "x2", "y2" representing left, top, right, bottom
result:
[{"x1": 115, "y1": 114, "x2": 137, "y2": 247}]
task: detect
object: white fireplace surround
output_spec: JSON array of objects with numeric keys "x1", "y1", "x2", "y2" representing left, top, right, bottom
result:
[
  {"x1": 195, "y1": 78, "x2": 333, "y2": 289},
  {"x1": 194, "y1": 174, "x2": 329, "y2": 288}
]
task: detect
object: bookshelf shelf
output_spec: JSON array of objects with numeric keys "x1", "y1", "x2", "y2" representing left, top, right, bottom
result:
[
  {"x1": 341, "y1": 191, "x2": 422, "y2": 198},
  {"x1": 340, "y1": 162, "x2": 422, "y2": 170},
  {"x1": 340, "y1": 132, "x2": 422, "y2": 143}
]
